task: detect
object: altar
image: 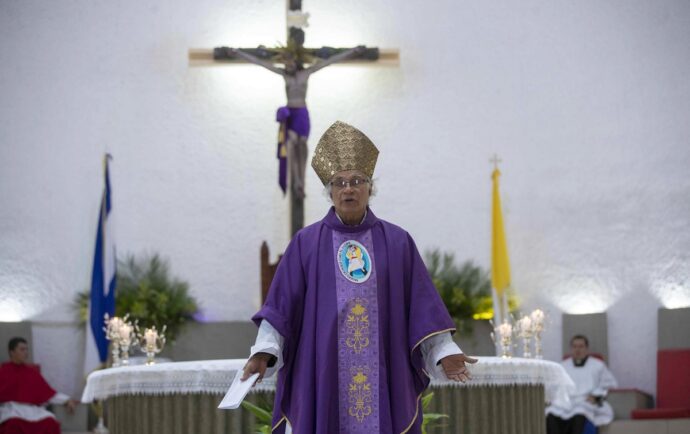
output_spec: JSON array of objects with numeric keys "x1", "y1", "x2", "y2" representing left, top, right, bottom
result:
[{"x1": 82, "y1": 357, "x2": 574, "y2": 434}]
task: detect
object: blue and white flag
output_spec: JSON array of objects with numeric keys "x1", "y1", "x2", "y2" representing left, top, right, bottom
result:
[{"x1": 84, "y1": 155, "x2": 116, "y2": 377}]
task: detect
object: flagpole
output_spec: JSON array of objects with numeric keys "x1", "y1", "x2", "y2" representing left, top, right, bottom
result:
[{"x1": 83, "y1": 154, "x2": 116, "y2": 380}]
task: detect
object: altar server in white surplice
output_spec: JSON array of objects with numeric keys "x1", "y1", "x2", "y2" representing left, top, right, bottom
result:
[{"x1": 546, "y1": 335, "x2": 618, "y2": 434}]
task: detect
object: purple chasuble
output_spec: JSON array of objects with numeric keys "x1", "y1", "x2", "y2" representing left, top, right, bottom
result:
[{"x1": 252, "y1": 207, "x2": 455, "y2": 434}]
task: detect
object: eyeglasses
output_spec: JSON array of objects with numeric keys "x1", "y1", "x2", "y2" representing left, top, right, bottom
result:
[{"x1": 330, "y1": 176, "x2": 370, "y2": 189}]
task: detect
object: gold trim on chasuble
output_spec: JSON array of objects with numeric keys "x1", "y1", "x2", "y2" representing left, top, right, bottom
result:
[
  {"x1": 399, "y1": 327, "x2": 456, "y2": 434},
  {"x1": 411, "y1": 328, "x2": 456, "y2": 356},
  {"x1": 400, "y1": 393, "x2": 424, "y2": 434},
  {"x1": 271, "y1": 415, "x2": 287, "y2": 432}
]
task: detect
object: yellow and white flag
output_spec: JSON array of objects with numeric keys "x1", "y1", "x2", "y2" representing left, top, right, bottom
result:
[{"x1": 491, "y1": 167, "x2": 511, "y2": 324}]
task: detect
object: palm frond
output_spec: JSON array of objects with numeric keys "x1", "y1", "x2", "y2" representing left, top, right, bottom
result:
[
  {"x1": 424, "y1": 249, "x2": 493, "y2": 332},
  {"x1": 241, "y1": 400, "x2": 273, "y2": 425}
]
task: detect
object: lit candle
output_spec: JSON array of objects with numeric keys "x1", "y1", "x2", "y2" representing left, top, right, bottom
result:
[
  {"x1": 109, "y1": 317, "x2": 123, "y2": 337},
  {"x1": 119, "y1": 324, "x2": 132, "y2": 341},
  {"x1": 530, "y1": 309, "x2": 545, "y2": 332},
  {"x1": 518, "y1": 316, "x2": 532, "y2": 334},
  {"x1": 530, "y1": 309, "x2": 544, "y2": 323},
  {"x1": 145, "y1": 328, "x2": 157, "y2": 347},
  {"x1": 498, "y1": 322, "x2": 512, "y2": 337}
]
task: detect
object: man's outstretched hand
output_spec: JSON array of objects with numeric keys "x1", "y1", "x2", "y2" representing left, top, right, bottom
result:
[
  {"x1": 65, "y1": 399, "x2": 79, "y2": 414},
  {"x1": 241, "y1": 352, "x2": 274, "y2": 384},
  {"x1": 440, "y1": 354, "x2": 478, "y2": 383}
]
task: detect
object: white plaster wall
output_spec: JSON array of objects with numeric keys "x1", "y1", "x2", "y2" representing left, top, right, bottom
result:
[{"x1": 1, "y1": 0, "x2": 689, "y2": 397}]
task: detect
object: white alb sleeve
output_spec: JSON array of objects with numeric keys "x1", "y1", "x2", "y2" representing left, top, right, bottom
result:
[
  {"x1": 420, "y1": 332, "x2": 463, "y2": 380},
  {"x1": 249, "y1": 319, "x2": 285, "y2": 378},
  {"x1": 592, "y1": 364, "x2": 618, "y2": 397}
]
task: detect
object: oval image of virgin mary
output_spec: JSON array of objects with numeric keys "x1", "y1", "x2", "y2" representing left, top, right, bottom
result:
[{"x1": 337, "y1": 240, "x2": 372, "y2": 284}]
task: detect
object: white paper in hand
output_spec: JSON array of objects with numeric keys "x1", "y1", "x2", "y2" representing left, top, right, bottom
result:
[{"x1": 218, "y1": 372, "x2": 260, "y2": 410}]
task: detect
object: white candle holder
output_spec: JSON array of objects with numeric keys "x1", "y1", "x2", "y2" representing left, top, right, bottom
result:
[
  {"x1": 91, "y1": 401, "x2": 109, "y2": 434},
  {"x1": 516, "y1": 315, "x2": 533, "y2": 358},
  {"x1": 138, "y1": 325, "x2": 166, "y2": 365},
  {"x1": 530, "y1": 309, "x2": 546, "y2": 360},
  {"x1": 103, "y1": 314, "x2": 124, "y2": 368},
  {"x1": 491, "y1": 320, "x2": 514, "y2": 358},
  {"x1": 93, "y1": 417, "x2": 109, "y2": 434},
  {"x1": 110, "y1": 342, "x2": 121, "y2": 368},
  {"x1": 118, "y1": 322, "x2": 135, "y2": 366}
]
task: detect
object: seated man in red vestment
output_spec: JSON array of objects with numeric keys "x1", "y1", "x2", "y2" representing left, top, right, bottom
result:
[{"x1": 0, "y1": 337, "x2": 78, "y2": 434}]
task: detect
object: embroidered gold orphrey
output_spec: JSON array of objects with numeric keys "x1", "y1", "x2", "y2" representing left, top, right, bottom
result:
[
  {"x1": 346, "y1": 299, "x2": 370, "y2": 354},
  {"x1": 333, "y1": 229, "x2": 380, "y2": 433}
]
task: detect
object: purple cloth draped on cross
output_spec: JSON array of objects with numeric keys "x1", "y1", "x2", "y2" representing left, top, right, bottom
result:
[{"x1": 276, "y1": 106, "x2": 311, "y2": 194}]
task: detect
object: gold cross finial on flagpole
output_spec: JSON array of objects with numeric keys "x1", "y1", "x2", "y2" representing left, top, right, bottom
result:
[{"x1": 490, "y1": 154, "x2": 502, "y2": 170}]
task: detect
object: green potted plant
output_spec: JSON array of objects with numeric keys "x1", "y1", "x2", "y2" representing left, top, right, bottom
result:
[
  {"x1": 424, "y1": 249, "x2": 494, "y2": 333},
  {"x1": 421, "y1": 392, "x2": 449, "y2": 434},
  {"x1": 241, "y1": 399, "x2": 273, "y2": 434},
  {"x1": 75, "y1": 253, "x2": 199, "y2": 342},
  {"x1": 425, "y1": 248, "x2": 519, "y2": 333}
]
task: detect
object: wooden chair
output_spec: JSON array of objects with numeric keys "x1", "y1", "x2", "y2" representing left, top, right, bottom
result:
[{"x1": 260, "y1": 242, "x2": 282, "y2": 304}]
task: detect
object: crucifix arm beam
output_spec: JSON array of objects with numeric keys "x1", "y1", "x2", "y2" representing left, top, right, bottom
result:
[
  {"x1": 306, "y1": 46, "x2": 363, "y2": 74},
  {"x1": 218, "y1": 47, "x2": 284, "y2": 75},
  {"x1": 189, "y1": 48, "x2": 399, "y2": 67}
]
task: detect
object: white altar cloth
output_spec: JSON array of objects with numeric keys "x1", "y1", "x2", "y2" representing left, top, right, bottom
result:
[
  {"x1": 81, "y1": 359, "x2": 276, "y2": 403},
  {"x1": 430, "y1": 357, "x2": 575, "y2": 403},
  {"x1": 82, "y1": 357, "x2": 573, "y2": 404}
]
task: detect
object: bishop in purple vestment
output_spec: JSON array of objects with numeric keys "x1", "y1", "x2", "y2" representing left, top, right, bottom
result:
[{"x1": 242, "y1": 121, "x2": 478, "y2": 434}]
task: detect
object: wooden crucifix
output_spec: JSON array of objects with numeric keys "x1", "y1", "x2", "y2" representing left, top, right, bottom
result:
[{"x1": 189, "y1": 0, "x2": 399, "y2": 237}]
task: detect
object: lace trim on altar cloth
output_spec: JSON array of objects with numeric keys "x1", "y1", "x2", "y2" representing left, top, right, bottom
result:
[
  {"x1": 81, "y1": 359, "x2": 276, "y2": 402},
  {"x1": 428, "y1": 357, "x2": 575, "y2": 403},
  {"x1": 82, "y1": 357, "x2": 574, "y2": 405}
]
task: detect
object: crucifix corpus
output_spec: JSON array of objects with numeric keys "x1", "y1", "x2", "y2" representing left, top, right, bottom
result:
[{"x1": 189, "y1": 0, "x2": 399, "y2": 236}]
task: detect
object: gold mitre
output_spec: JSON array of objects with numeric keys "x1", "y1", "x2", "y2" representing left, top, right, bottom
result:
[{"x1": 311, "y1": 121, "x2": 379, "y2": 185}]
